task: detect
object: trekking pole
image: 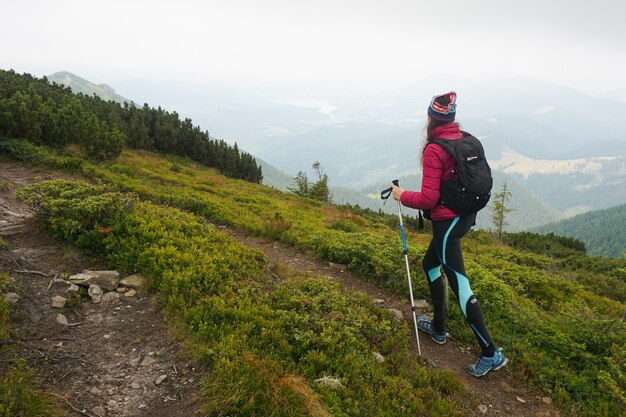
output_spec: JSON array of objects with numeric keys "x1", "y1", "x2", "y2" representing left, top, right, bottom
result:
[{"x1": 381, "y1": 180, "x2": 422, "y2": 356}]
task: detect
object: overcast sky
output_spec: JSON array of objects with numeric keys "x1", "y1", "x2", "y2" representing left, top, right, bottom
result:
[{"x1": 2, "y1": 0, "x2": 626, "y2": 97}]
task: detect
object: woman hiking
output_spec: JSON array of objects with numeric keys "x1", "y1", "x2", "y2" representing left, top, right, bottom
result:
[{"x1": 391, "y1": 91, "x2": 507, "y2": 377}]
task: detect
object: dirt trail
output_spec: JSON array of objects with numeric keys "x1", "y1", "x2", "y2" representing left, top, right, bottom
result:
[
  {"x1": 226, "y1": 230, "x2": 561, "y2": 417},
  {"x1": 0, "y1": 160, "x2": 204, "y2": 417},
  {"x1": 1, "y1": 158, "x2": 560, "y2": 417}
]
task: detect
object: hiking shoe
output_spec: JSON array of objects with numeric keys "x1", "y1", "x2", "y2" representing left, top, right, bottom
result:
[
  {"x1": 416, "y1": 315, "x2": 448, "y2": 344},
  {"x1": 468, "y1": 348, "x2": 508, "y2": 377}
]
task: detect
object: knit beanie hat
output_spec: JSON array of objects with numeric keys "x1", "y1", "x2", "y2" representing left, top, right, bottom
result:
[{"x1": 428, "y1": 91, "x2": 457, "y2": 122}]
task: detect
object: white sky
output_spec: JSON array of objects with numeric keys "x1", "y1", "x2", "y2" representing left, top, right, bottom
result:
[{"x1": 2, "y1": 0, "x2": 626, "y2": 96}]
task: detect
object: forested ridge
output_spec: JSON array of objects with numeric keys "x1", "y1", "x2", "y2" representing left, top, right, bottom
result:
[
  {"x1": 0, "y1": 69, "x2": 262, "y2": 182},
  {"x1": 535, "y1": 203, "x2": 626, "y2": 258}
]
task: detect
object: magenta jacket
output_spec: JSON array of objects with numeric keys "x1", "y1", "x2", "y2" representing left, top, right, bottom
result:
[{"x1": 400, "y1": 123, "x2": 463, "y2": 220}]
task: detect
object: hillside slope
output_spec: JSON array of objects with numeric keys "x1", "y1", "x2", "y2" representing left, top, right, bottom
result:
[
  {"x1": 1, "y1": 140, "x2": 624, "y2": 416},
  {"x1": 535, "y1": 203, "x2": 626, "y2": 258}
]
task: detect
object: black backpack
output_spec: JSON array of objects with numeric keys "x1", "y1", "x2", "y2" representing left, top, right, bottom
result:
[{"x1": 427, "y1": 132, "x2": 493, "y2": 217}]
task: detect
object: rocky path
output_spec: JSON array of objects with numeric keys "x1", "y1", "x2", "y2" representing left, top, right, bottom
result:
[{"x1": 0, "y1": 160, "x2": 204, "y2": 417}]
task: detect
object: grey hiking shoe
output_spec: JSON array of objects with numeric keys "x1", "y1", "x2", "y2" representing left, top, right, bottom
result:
[
  {"x1": 468, "y1": 348, "x2": 508, "y2": 377},
  {"x1": 416, "y1": 315, "x2": 448, "y2": 344}
]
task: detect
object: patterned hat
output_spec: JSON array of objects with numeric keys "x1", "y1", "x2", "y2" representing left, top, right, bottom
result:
[{"x1": 428, "y1": 91, "x2": 457, "y2": 122}]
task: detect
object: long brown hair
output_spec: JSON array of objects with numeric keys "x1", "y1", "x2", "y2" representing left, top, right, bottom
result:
[{"x1": 420, "y1": 117, "x2": 448, "y2": 166}]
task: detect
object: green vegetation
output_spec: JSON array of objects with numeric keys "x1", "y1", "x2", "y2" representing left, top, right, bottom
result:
[
  {"x1": 0, "y1": 273, "x2": 62, "y2": 416},
  {"x1": 3, "y1": 139, "x2": 625, "y2": 416},
  {"x1": 17, "y1": 179, "x2": 466, "y2": 417},
  {"x1": 0, "y1": 363, "x2": 62, "y2": 417},
  {"x1": 0, "y1": 69, "x2": 261, "y2": 181},
  {"x1": 289, "y1": 161, "x2": 331, "y2": 203},
  {"x1": 535, "y1": 203, "x2": 626, "y2": 259}
]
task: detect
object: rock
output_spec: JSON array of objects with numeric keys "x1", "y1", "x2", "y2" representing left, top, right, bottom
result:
[
  {"x1": 387, "y1": 308, "x2": 404, "y2": 321},
  {"x1": 414, "y1": 299, "x2": 429, "y2": 309},
  {"x1": 315, "y1": 375, "x2": 342, "y2": 388},
  {"x1": 128, "y1": 356, "x2": 141, "y2": 367},
  {"x1": 372, "y1": 352, "x2": 385, "y2": 363},
  {"x1": 69, "y1": 270, "x2": 120, "y2": 292},
  {"x1": 141, "y1": 356, "x2": 156, "y2": 367},
  {"x1": 130, "y1": 382, "x2": 141, "y2": 389},
  {"x1": 66, "y1": 283, "x2": 80, "y2": 293},
  {"x1": 328, "y1": 262, "x2": 347, "y2": 271},
  {"x1": 116, "y1": 286, "x2": 129, "y2": 293},
  {"x1": 372, "y1": 298, "x2": 386, "y2": 306},
  {"x1": 516, "y1": 396, "x2": 526, "y2": 404},
  {"x1": 101, "y1": 292, "x2": 120, "y2": 304},
  {"x1": 51, "y1": 295, "x2": 67, "y2": 308},
  {"x1": 542, "y1": 397, "x2": 552, "y2": 405},
  {"x1": 155, "y1": 374, "x2": 167, "y2": 385},
  {"x1": 93, "y1": 406, "x2": 106, "y2": 416},
  {"x1": 119, "y1": 274, "x2": 146, "y2": 289},
  {"x1": 3, "y1": 292, "x2": 19, "y2": 305},
  {"x1": 124, "y1": 289, "x2": 137, "y2": 298},
  {"x1": 88, "y1": 284, "x2": 103, "y2": 304},
  {"x1": 47, "y1": 278, "x2": 72, "y2": 293},
  {"x1": 478, "y1": 404, "x2": 489, "y2": 414},
  {"x1": 56, "y1": 314, "x2": 69, "y2": 326},
  {"x1": 107, "y1": 399, "x2": 118, "y2": 408}
]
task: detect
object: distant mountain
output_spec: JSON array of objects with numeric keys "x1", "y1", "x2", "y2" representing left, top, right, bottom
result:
[
  {"x1": 47, "y1": 71, "x2": 131, "y2": 104},
  {"x1": 489, "y1": 146, "x2": 625, "y2": 214},
  {"x1": 534, "y1": 203, "x2": 626, "y2": 258}
]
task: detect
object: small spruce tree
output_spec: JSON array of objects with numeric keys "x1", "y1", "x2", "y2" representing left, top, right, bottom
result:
[{"x1": 492, "y1": 181, "x2": 513, "y2": 240}]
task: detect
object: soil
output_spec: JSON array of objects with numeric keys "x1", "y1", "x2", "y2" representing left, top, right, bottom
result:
[{"x1": 0, "y1": 158, "x2": 561, "y2": 417}]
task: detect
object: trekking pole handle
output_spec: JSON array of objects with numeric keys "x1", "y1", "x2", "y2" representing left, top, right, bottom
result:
[{"x1": 380, "y1": 179, "x2": 400, "y2": 200}]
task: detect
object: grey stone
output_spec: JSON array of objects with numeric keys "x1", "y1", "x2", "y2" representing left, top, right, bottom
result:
[
  {"x1": 3, "y1": 292, "x2": 19, "y2": 305},
  {"x1": 124, "y1": 289, "x2": 137, "y2": 298},
  {"x1": 116, "y1": 286, "x2": 129, "y2": 293},
  {"x1": 478, "y1": 404, "x2": 488, "y2": 414},
  {"x1": 69, "y1": 270, "x2": 120, "y2": 291},
  {"x1": 155, "y1": 374, "x2": 167, "y2": 385},
  {"x1": 56, "y1": 314, "x2": 69, "y2": 326},
  {"x1": 51, "y1": 295, "x2": 67, "y2": 308},
  {"x1": 372, "y1": 298, "x2": 386, "y2": 306},
  {"x1": 119, "y1": 274, "x2": 146, "y2": 289},
  {"x1": 47, "y1": 278, "x2": 72, "y2": 293},
  {"x1": 66, "y1": 283, "x2": 80, "y2": 293},
  {"x1": 414, "y1": 299, "x2": 429, "y2": 309},
  {"x1": 101, "y1": 292, "x2": 120, "y2": 303},
  {"x1": 141, "y1": 356, "x2": 156, "y2": 367},
  {"x1": 88, "y1": 284, "x2": 103, "y2": 304},
  {"x1": 328, "y1": 262, "x2": 347, "y2": 271},
  {"x1": 387, "y1": 308, "x2": 403, "y2": 321}
]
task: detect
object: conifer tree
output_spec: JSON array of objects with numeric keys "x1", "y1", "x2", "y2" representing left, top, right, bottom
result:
[{"x1": 492, "y1": 181, "x2": 513, "y2": 240}]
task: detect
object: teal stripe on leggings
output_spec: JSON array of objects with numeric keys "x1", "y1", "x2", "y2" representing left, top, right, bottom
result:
[
  {"x1": 442, "y1": 217, "x2": 459, "y2": 265},
  {"x1": 427, "y1": 266, "x2": 441, "y2": 283}
]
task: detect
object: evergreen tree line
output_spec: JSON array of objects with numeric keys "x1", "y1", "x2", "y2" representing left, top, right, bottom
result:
[
  {"x1": 0, "y1": 69, "x2": 262, "y2": 183},
  {"x1": 535, "y1": 203, "x2": 626, "y2": 258}
]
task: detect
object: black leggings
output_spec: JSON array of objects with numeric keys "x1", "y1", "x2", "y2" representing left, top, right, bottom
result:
[{"x1": 422, "y1": 215, "x2": 495, "y2": 357}]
